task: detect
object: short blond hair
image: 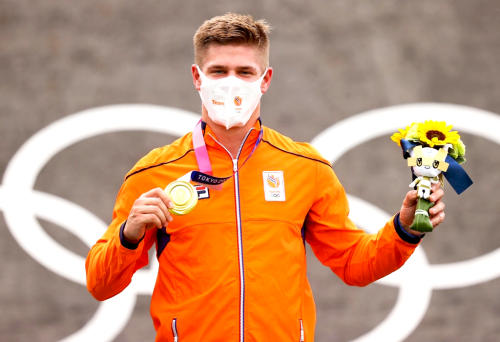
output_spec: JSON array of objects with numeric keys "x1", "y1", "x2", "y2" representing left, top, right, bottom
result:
[{"x1": 193, "y1": 13, "x2": 271, "y2": 70}]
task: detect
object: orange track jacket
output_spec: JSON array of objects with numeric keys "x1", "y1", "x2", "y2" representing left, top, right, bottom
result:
[{"x1": 86, "y1": 120, "x2": 421, "y2": 342}]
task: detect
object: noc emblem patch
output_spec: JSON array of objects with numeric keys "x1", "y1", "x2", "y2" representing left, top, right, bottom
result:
[{"x1": 263, "y1": 171, "x2": 285, "y2": 201}]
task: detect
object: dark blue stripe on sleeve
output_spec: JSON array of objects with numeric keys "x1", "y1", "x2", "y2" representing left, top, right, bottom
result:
[
  {"x1": 119, "y1": 221, "x2": 145, "y2": 250},
  {"x1": 394, "y1": 212, "x2": 423, "y2": 244}
]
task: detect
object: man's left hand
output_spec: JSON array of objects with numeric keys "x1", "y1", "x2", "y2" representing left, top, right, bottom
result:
[{"x1": 399, "y1": 182, "x2": 446, "y2": 236}]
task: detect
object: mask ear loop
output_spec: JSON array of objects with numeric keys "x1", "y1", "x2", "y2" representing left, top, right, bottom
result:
[
  {"x1": 256, "y1": 68, "x2": 268, "y2": 90},
  {"x1": 261, "y1": 68, "x2": 268, "y2": 81},
  {"x1": 196, "y1": 65, "x2": 206, "y2": 85}
]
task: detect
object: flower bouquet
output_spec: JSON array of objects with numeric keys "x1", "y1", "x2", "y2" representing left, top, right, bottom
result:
[{"x1": 392, "y1": 120, "x2": 472, "y2": 232}]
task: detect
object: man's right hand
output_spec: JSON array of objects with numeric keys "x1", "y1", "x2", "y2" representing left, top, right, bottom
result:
[{"x1": 123, "y1": 188, "x2": 174, "y2": 244}]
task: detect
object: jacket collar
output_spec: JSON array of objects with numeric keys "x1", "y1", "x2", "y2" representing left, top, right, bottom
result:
[{"x1": 202, "y1": 119, "x2": 263, "y2": 155}]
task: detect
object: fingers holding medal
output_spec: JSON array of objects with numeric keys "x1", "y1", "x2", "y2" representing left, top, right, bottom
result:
[{"x1": 124, "y1": 188, "x2": 175, "y2": 243}]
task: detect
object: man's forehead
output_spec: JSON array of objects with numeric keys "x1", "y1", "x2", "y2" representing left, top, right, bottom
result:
[{"x1": 202, "y1": 44, "x2": 263, "y2": 71}]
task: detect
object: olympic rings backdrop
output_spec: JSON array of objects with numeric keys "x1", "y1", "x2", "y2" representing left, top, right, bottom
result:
[
  {"x1": 2, "y1": 1, "x2": 500, "y2": 341},
  {"x1": 1, "y1": 103, "x2": 500, "y2": 342}
]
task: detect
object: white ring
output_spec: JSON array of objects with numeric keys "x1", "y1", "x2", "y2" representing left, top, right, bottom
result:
[
  {"x1": 312, "y1": 102, "x2": 500, "y2": 341},
  {"x1": 1, "y1": 104, "x2": 200, "y2": 341}
]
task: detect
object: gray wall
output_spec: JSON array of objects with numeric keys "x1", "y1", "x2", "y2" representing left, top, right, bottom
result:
[{"x1": 1, "y1": 0, "x2": 500, "y2": 341}]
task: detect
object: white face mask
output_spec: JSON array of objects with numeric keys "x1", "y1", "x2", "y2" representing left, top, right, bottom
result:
[{"x1": 196, "y1": 65, "x2": 268, "y2": 130}]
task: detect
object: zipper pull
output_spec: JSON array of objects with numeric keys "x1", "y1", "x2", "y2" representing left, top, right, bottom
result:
[
  {"x1": 233, "y1": 159, "x2": 238, "y2": 172},
  {"x1": 300, "y1": 319, "x2": 304, "y2": 341}
]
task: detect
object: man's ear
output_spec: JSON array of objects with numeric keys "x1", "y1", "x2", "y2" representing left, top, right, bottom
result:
[
  {"x1": 192, "y1": 64, "x2": 202, "y2": 91},
  {"x1": 261, "y1": 67, "x2": 273, "y2": 94}
]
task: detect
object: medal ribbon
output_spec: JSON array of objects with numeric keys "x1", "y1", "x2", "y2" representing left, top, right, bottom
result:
[{"x1": 179, "y1": 120, "x2": 263, "y2": 191}]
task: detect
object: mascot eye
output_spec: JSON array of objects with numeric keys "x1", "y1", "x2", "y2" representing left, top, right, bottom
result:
[
  {"x1": 433, "y1": 160, "x2": 440, "y2": 169},
  {"x1": 416, "y1": 158, "x2": 422, "y2": 166}
]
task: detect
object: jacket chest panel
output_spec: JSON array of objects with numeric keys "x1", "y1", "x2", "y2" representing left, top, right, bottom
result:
[
  {"x1": 236, "y1": 156, "x2": 316, "y2": 229},
  {"x1": 155, "y1": 146, "x2": 317, "y2": 237}
]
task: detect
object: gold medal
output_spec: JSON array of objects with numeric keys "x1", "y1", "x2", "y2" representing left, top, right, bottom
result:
[{"x1": 165, "y1": 181, "x2": 198, "y2": 215}]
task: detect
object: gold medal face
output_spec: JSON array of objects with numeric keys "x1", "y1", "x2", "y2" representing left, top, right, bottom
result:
[{"x1": 165, "y1": 181, "x2": 198, "y2": 215}]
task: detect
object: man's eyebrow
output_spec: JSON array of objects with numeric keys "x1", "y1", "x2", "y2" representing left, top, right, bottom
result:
[
  {"x1": 206, "y1": 64, "x2": 227, "y2": 70},
  {"x1": 237, "y1": 66, "x2": 258, "y2": 71},
  {"x1": 205, "y1": 65, "x2": 258, "y2": 72}
]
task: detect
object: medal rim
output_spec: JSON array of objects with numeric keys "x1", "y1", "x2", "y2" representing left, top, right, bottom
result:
[{"x1": 165, "y1": 181, "x2": 198, "y2": 215}]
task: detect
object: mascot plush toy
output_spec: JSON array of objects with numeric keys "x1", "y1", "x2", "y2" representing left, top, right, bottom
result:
[{"x1": 391, "y1": 121, "x2": 473, "y2": 232}]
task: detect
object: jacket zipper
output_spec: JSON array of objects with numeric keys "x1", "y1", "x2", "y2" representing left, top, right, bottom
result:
[
  {"x1": 208, "y1": 128, "x2": 254, "y2": 342},
  {"x1": 300, "y1": 319, "x2": 304, "y2": 341},
  {"x1": 172, "y1": 318, "x2": 179, "y2": 342}
]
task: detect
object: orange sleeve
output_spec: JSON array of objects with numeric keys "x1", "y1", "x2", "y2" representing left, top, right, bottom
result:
[
  {"x1": 85, "y1": 169, "x2": 156, "y2": 301},
  {"x1": 305, "y1": 162, "x2": 420, "y2": 287}
]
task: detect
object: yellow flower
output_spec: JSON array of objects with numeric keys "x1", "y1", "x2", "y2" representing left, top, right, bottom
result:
[
  {"x1": 405, "y1": 123, "x2": 420, "y2": 140},
  {"x1": 391, "y1": 126, "x2": 410, "y2": 146},
  {"x1": 418, "y1": 120, "x2": 460, "y2": 147},
  {"x1": 391, "y1": 123, "x2": 419, "y2": 146}
]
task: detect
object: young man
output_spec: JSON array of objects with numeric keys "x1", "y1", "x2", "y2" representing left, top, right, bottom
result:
[{"x1": 86, "y1": 13, "x2": 445, "y2": 341}]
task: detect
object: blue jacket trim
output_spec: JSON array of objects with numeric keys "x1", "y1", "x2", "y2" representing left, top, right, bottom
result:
[
  {"x1": 119, "y1": 221, "x2": 145, "y2": 250},
  {"x1": 156, "y1": 227, "x2": 171, "y2": 259},
  {"x1": 394, "y1": 212, "x2": 423, "y2": 244}
]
